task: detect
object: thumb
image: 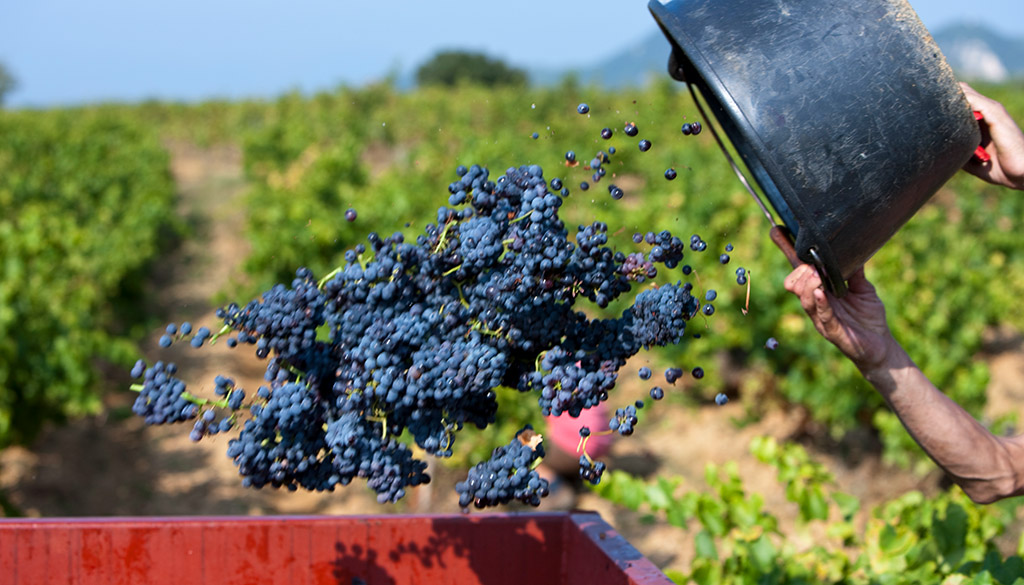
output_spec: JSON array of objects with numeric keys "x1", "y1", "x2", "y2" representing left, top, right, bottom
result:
[{"x1": 845, "y1": 266, "x2": 876, "y2": 296}]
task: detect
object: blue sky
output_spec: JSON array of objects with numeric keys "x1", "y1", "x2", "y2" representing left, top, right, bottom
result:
[{"x1": 2, "y1": 0, "x2": 1021, "y2": 108}]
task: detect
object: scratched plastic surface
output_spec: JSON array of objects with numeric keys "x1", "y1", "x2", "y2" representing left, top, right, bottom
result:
[{"x1": 0, "y1": 512, "x2": 673, "y2": 585}]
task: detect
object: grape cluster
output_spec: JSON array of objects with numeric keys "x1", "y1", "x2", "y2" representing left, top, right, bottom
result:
[
  {"x1": 131, "y1": 158, "x2": 712, "y2": 507},
  {"x1": 455, "y1": 426, "x2": 548, "y2": 508},
  {"x1": 131, "y1": 360, "x2": 194, "y2": 425},
  {"x1": 609, "y1": 404, "x2": 639, "y2": 436},
  {"x1": 578, "y1": 455, "x2": 607, "y2": 485}
]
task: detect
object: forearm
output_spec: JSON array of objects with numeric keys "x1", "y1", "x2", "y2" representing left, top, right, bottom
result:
[{"x1": 861, "y1": 343, "x2": 1024, "y2": 503}]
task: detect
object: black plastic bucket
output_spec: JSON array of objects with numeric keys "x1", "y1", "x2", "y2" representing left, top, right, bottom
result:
[{"x1": 649, "y1": 0, "x2": 980, "y2": 295}]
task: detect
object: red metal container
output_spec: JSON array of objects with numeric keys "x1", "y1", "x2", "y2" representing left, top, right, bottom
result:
[{"x1": 0, "y1": 512, "x2": 673, "y2": 585}]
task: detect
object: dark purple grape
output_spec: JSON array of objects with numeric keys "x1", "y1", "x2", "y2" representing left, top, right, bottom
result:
[
  {"x1": 601, "y1": 128, "x2": 612, "y2": 139},
  {"x1": 720, "y1": 254, "x2": 730, "y2": 264},
  {"x1": 566, "y1": 150, "x2": 576, "y2": 163},
  {"x1": 130, "y1": 359, "x2": 145, "y2": 379},
  {"x1": 692, "y1": 367, "x2": 705, "y2": 379},
  {"x1": 580, "y1": 181, "x2": 590, "y2": 191},
  {"x1": 650, "y1": 387, "x2": 664, "y2": 400},
  {"x1": 638, "y1": 139, "x2": 652, "y2": 152},
  {"x1": 664, "y1": 368, "x2": 683, "y2": 384},
  {"x1": 624, "y1": 122, "x2": 638, "y2": 137},
  {"x1": 691, "y1": 122, "x2": 702, "y2": 135},
  {"x1": 681, "y1": 123, "x2": 692, "y2": 135},
  {"x1": 638, "y1": 366, "x2": 652, "y2": 380},
  {"x1": 345, "y1": 208, "x2": 357, "y2": 222},
  {"x1": 577, "y1": 103, "x2": 590, "y2": 114},
  {"x1": 665, "y1": 168, "x2": 677, "y2": 180}
]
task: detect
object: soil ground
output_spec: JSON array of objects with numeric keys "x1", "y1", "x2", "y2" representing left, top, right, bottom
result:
[{"x1": 3, "y1": 143, "x2": 1024, "y2": 576}]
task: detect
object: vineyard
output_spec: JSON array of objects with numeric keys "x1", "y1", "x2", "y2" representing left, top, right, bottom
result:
[{"x1": 2, "y1": 79, "x2": 1024, "y2": 582}]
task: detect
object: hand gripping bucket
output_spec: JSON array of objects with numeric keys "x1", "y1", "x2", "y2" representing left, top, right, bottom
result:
[{"x1": 649, "y1": 0, "x2": 980, "y2": 295}]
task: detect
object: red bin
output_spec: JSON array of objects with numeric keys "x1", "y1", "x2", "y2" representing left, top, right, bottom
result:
[{"x1": 0, "y1": 511, "x2": 673, "y2": 585}]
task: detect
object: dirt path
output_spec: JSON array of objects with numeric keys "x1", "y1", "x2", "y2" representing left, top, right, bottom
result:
[{"x1": 2, "y1": 142, "x2": 1024, "y2": 575}]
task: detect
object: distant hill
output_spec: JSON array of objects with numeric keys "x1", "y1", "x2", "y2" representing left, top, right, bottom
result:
[
  {"x1": 526, "y1": 23, "x2": 1024, "y2": 88},
  {"x1": 529, "y1": 33, "x2": 672, "y2": 88},
  {"x1": 933, "y1": 24, "x2": 1024, "y2": 83}
]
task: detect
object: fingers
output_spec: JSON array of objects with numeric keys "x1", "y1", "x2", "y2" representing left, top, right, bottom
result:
[
  {"x1": 961, "y1": 82, "x2": 994, "y2": 116},
  {"x1": 783, "y1": 264, "x2": 818, "y2": 295},
  {"x1": 960, "y1": 82, "x2": 1024, "y2": 190},
  {"x1": 785, "y1": 264, "x2": 828, "y2": 322},
  {"x1": 785, "y1": 264, "x2": 842, "y2": 339},
  {"x1": 845, "y1": 265, "x2": 876, "y2": 296},
  {"x1": 812, "y1": 286, "x2": 840, "y2": 338}
]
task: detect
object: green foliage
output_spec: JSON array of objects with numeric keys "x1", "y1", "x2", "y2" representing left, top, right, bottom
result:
[
  {"x1": 415, "y1": 50, "x2": 527, "y2": 88},
  {"x1": 0, "y1": 109, "x2": 179, "y2": 446},
  {"x1": 593, "y1": 436, "x2": 1024, "y2": 584},
  {"x1": 0, "y1": 62, "x2": 15, "y2": 106}
]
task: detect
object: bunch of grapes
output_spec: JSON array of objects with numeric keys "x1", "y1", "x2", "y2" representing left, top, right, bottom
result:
[
  {"x1": 455, "y1": 425, "x2": 549, "y2": 508},
  {"x1": 131, "y1": 107, "x2": 725, "y2": 508}
]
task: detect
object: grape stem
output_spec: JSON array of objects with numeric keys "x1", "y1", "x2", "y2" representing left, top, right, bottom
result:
[
  {"x1": 318, "y1": 266, "x2": 342, "y2": 289},
  {"x1": 207, "y1": 323, "x2": 233, "y2": 346},
  {"x1": 433, "y1": 220, "x2": 457, "y2": 254},
  {"x1": 130, "y1": 385, "x2": 228, "y2": 410},
  {"x1": 182, "y1": 390, "x2": 229, "y2": 409},
  {"x1": 469, "y1": 320, "x2": 503, "y2": 337},
  {"x1": 576, "y1": 430, "x2": 614, "y2": 459},
  {"x1": 742, "y1": 269, "x2": 752, "y2": 316},
  {"x1": 452, "y1": 281, "x2": 469, "y2": 309}
]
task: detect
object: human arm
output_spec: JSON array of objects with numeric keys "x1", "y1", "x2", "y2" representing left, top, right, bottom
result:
[
  {"x1": 960, "y1": 82, "x2": 1024, "y2": 191},
  {"x1": 784, "y1": 264, "x2": 1024, "y2": 503}
]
